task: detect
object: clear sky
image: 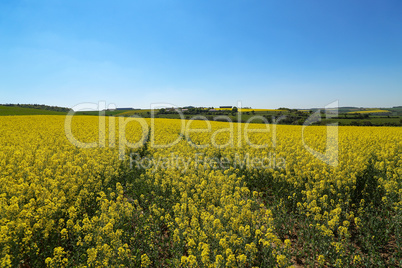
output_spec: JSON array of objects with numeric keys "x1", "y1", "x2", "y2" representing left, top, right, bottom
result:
[{"x1": 1, "y1": 0, "x2": 401, "y2": 109}]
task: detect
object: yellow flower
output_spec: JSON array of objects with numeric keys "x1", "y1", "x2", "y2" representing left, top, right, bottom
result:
[
  {"x1": 181, "y1": 256, "x2": 188, "y2": 265},
  {"x1": 60, "y1": 228, "x2": 68, "y2": 240},
  {"x1": 201, "y1": 244, "x2": 210, "y2": 265},
  {"x1": 141, "y1": 254, "x2": 151, "y2": 267},
  {"x1": 187, "y1": 255, "x2": 197, "y2": 267},
  {"x1": 236, "y1": 254, "x2": 247, "y2": 265},
  {"x1": 276, "y1": 254, "x2": 287, "y2": 267},
  {"x1": 284, "y1": 239, "x2": 291, "y2": 249},
  {"x1": 317, "y1": 254, "x2": 325, "y2": 265},
  {"x1": 353, "y1": 254, "x2": 362, "y2": 264},
  {"x1": 226, "y1": 254, "x2": 236, "y2": 267},
  {"x1": 354, "y1": 217, "x2": 362, "y2": 229},
  {"x1": 87, "y1": 248, "x2": 97, "y2": 265},
  {"x1": 215, "y1": 255, "x2": 224, "y2": 266}
]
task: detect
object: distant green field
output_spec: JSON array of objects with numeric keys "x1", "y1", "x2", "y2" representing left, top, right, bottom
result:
[
  {"x1": 322, "y1": 117, "x2": 401, "y2": 126},
  {"x1": 0, "y1": 106, "x2": 151, "y2": 117},
  {"x1": 73, "y1": 109, "x2": 150, "y2": 116},
  {"x1": 74, "y1": 110, "x2": 128, "y2": 116},
  {"x1": 0, "y1": 106, "x2": 68, "y2": 116},
  {"x1": 115, "y1": 109, "x2": 151, "y2": 116}
]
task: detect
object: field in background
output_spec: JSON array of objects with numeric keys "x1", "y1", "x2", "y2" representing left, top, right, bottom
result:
[
  {"x1": 0, "y1": 115, "x2": 401, "y2": 267},
  {"x1": 1, "y1": 104, "x2": 401, "y2": 126},
  {"x1": 346, "y1": 109, "x2": 390, "y2": 114},
  {"x1": 215, "y1": 108, "x2": 286, "y2": 112},
  {"x1": 0, "y1": 105, "x2": 68, "y2": 116}
]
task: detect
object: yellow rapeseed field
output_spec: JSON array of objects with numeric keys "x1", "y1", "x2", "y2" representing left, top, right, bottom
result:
[
  {"x1": 347, "y1": 109, "x2": 390, "y2": 114},
  {"x1": 0, "y1": 115, "x2": 401, "y2": 267}
]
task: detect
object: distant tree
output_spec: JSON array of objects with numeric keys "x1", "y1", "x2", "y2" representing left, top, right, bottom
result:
[
  {"x1": 232, "y1": 107, "x2": 238, "y2": 113},
  {"x1": 0, "y1": 103, "x2": 71, "y2": 112},
  {"x1": 263, "y1": 115, "x2": 271, "y2": 123}
]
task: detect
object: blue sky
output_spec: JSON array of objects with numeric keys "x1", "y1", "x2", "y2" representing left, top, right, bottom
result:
[{"x1": 1, "y1": 0, "x2": 401, "y2": 109}]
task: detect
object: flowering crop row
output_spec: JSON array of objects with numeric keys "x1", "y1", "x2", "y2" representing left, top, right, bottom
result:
[{"x1": 0, "y1": 115, "x2": 400, "y2": 267}]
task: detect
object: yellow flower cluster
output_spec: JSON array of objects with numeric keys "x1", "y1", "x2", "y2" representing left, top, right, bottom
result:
[
  {"x1": 347, "y1": 109, "x2": 389, "y2": 114},
  {"x1": 0, "y1": 116, "x2": 133, "y2": 267}
]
